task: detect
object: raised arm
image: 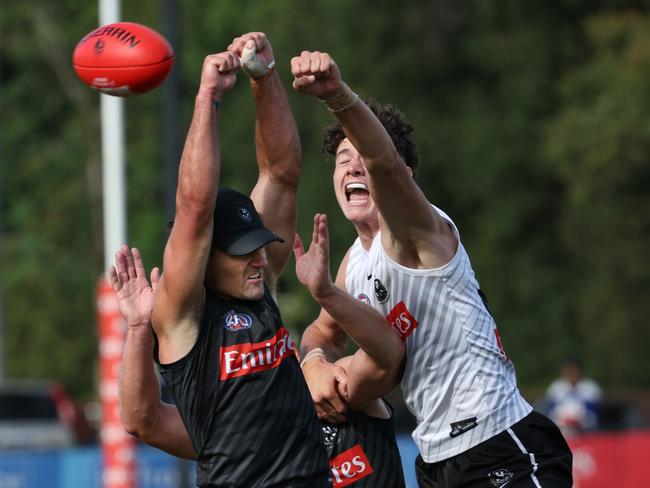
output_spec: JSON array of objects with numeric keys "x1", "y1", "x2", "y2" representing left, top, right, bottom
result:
[
  {"x1": 152, "y1": 51, "x2": 240, "y2": 364},
  {"x1": 228, "y1": 32, "x2": 301, "y2": 293},
  {"x1": 291, "y1": 50, "x2": 456, "y2": 268},
  {"x1": 110, "y1": 246, "x2": 196, "y2": 459},
  {"x1": 295, "y1": 214, "x2": 405, "y2": 410}
]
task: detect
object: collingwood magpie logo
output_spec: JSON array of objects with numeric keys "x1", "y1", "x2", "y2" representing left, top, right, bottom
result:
[
  {"x1": 237, "y1": 206, "x2": 252, "y2": 222},
  {"x1": 373, "y1": 278, "x2": 389, "y2": 303},
  {"x1": 489, "y1": 468, "x2": 513, "y2": 487},
  {"x1": 321, "y1": 424, "x2": 339, "y2": 457}
]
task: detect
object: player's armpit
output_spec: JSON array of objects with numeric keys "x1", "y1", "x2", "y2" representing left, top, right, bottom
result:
[{"x1": 152, "y1": 284, "x2": 203, "y2": 365}]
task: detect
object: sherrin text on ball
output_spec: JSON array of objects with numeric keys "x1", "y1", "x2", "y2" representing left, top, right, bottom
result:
[{"x1": 72, "y1": 22, "x2": 174, "y2": 96}]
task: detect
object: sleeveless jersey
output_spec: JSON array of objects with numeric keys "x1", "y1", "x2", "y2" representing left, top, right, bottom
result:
[
  {"x1": 345, "y1": 206, "x2": 532, "y2": 463},
  {"x1": 323, "y1": 402, "x2": 405, "y2": 488},
  {"x1": 158, "y1": 286, "x2": 330, "y2": 487}
]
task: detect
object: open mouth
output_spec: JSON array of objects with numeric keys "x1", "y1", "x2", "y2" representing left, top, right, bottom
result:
[
  {"x1": 345, "y1": 182, "x2": 369, "y2": 205},
  {"x1": 247, "y1": 272, "x2": 262, "y2": 281}
]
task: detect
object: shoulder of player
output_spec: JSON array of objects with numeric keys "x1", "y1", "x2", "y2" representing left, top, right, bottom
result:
[{"x1": 380, "y1": 205, "x2": 458, "y2": 269}]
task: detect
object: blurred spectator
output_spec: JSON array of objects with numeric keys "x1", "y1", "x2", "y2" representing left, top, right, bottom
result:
[{"x1": 546, "y1": 359, "x2": 602, "y2": 436}]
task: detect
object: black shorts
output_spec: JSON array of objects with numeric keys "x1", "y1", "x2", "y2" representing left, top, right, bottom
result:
[{"x1": 415, "y1": 411, "x2": 572, "y2": 488}]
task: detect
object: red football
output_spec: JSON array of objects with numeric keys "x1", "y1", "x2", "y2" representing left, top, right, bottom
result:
[{"x1": 73, "y1": 22, "x2": 174, "y2": 96}]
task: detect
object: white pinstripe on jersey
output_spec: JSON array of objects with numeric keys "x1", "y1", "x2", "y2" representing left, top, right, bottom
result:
[{"x1": 345, "y1": 206, "x2": 532, "y2": 463}]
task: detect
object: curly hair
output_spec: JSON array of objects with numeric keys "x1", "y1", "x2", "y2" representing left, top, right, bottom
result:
[{"x1": 322, "y1": 98, "x2": 419, "y2": 177}]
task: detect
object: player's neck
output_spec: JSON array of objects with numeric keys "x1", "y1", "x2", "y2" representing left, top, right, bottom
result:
[{"x1": 353, "y1": 220, "x2": 380, "y2": 251}]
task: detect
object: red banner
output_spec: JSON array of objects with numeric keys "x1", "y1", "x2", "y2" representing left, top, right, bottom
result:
[
  {"x1": 97, "y1": 277, "x2": 136, "y2": 488},
  {"x1": 329, "y1": 444, "x2": 374, "y2": 487},
  {"x1": 569, "y1": 430, "x2": 650, "y2": 487}
]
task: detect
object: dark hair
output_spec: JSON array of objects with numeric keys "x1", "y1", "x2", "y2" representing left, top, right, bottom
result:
[{"x1": 322, "y1": 98, "x2": 419, "y2": 177}]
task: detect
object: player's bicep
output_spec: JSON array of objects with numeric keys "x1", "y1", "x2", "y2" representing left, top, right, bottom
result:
[{"x1": 250, "y1": 175, "x2": 298, "y2": 284}]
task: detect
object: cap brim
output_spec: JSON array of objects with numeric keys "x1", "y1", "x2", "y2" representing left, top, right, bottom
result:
[{"x1": 222, "y1": 228, "x2": 284, "y2": 256}]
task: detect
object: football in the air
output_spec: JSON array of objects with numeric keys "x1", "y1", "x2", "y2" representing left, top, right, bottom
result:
[{"x1": 72, "y1": 22, "x2": 174, "y2": 96}]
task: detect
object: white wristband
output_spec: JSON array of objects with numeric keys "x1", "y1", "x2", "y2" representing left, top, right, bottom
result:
[{"x1": 300, "y1": 348, "x2": 326, "y2": 369}]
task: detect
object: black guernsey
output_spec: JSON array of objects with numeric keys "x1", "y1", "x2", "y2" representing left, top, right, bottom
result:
[
  {"x1": 323, "y1": 402, "x2": 406, "y2": 487},
  {"x1": 158, "y1": 286, "x2": 330, "y2": 487}
]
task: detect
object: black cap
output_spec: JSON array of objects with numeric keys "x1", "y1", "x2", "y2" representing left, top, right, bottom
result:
[{"x1": 212, "y1": 188, "x2": 284, "y2": 255}]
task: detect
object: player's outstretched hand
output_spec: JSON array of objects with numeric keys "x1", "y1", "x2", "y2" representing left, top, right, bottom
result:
[
  {"x1": 228, "y1": 32, "x2": 275, "y2": 80},
  {"x1": 108, "y1": 245, "x2": 159, "y2": 328},
  {"x1": 199, "y1": 51, "x2": 241, "y2": 99},
  {"x1": 294, "y1": 213, "x2": 333, "y2": 301},
  {"x1": 291, "y1": 50, "x2": 343, "y2": 99}
]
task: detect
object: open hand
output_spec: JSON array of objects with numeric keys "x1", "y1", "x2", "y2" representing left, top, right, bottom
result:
[
  {"x1": 108, "y1": 245, "x2": 159, "y2": 327},
  {"x1": 294, "y1": 213, "x2": 333, "y2": 301}
]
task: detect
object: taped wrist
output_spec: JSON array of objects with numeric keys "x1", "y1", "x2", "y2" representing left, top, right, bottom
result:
[
  {"x1": 319, "y1": 83, "x2": 359, "y2": 112},
  {"x1": 240, "y1": 44, "x2": 275, "y2": 80}
]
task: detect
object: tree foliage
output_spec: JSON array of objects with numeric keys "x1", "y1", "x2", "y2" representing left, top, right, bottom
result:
[{"x1": 2, "y1": 0, "x2": 650, "y2": 399}]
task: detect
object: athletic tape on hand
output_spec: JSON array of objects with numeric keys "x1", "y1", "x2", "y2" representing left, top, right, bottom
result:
[{"x1": 240, "y1": 44, "x2": 275, "y2": 79}]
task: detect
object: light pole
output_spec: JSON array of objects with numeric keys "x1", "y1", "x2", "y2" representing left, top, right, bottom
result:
[{"x1": 97, "y1": 2, "x2": 134, "y2": 488}]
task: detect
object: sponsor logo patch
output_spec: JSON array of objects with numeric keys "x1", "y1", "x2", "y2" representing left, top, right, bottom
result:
[
  {"x1": 489, "y1": 468, "x2": 514, "y2": 487},
  {"x1": 329, "y1": 444, "x2": 373, "y2": 487},
  {"x1": 219, "y1": 327, "x2": 295, "y2": 380},
  {"x1": 386, "y1": 301, "x2": 418, "y2": 340},
  {"x1": 373, "y1": 278, "x2": 389, "y2": 303},
  {"x1": 223, "y1": 310, "x2": 253, "y2": 331},
  {"x1": 449, "y1": 417, "x2": 478, "y2": 438}
]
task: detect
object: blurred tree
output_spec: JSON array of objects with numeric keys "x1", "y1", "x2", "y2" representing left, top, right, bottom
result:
[
  {"x1": 2, "y1": 0, "x2": 650, "y2": 400},
  {"x1": 544, "y1": 10, "x2": 650, "y2": 386},
  {"x1": 2, "y1": 0, "x2": 102, "y2": 398}
]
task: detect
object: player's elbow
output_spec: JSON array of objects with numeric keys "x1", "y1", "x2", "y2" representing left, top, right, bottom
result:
[
  {"x1": 175, "y1": 184, "x2": 215, "y2": 219},
  {"x1": 364, "y1": 143, "x2": 401, "y2": 173},
  {"x1": 266, "y1": 160, "x2": 301, "y2": 191},
  {"x1": 120, "y1": 406, "x2": 157, "y2": 440}
]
